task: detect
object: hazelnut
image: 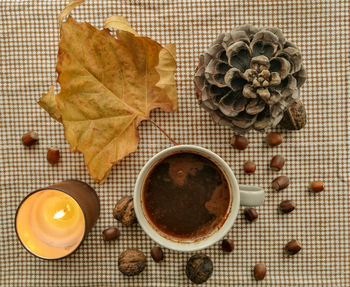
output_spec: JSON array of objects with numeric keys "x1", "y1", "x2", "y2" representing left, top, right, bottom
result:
[
  {"x1": 151, "y1": 246, "x2": 164, "y2": 262},
  {"x1": 230, "y1": 135, "x2": 248, "y2": 150},
  {"x1": 221, "y1": 239, "x2": 234, "y2": 252},
  {"x1": 266, "y1": 132, "x2": 283, "y2": 147},
  {"x1": 47, "y1": 147, "x2": 60, "y2": 164},
  {"x1": 244, "y1": 207, "x2": 258, "y2": 222},
  {"x1": 272, "y1": 176, "x2": 290, "y2": 191},
  {"x1": 22, "y1": 131, "x2": 38, "y2": 146},
  {"x1": 279, "y1": 200, "x2": 296, "y2": 213},
  {"x1": 102, "y1": 227, "x2": 120, "y2": 241},
  {"x1": 118, "y1": 248, "x2": 146, "y2": 276},
  {"x1": 243, "y1": 161, "x2": 256, "y2": 174},
  {"x1": 285, "y1": 239, "x2": 302, "y2": 255},
  {"x1": 253, "y1": 263, "x2": 266, "y2": 280},
  {"x1": 113, "y1": 196, "x2": 136, "y2": 226},
  {"x1": 186, "y1": 254, "x2": 213, "y2": 284},
  {"x1": 309, "y1": 181, "x2": 324, "y2": 192},
  {"x1": 270, "y1": 155, "x2": 285, "y2": 171}
]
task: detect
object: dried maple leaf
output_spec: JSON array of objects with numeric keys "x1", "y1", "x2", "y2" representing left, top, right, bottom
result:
[{"x1": 39, "y1": 17, "x2": 177, "y2": 183}]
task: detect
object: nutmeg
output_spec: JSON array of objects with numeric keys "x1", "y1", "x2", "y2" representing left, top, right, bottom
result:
[
  {"x1": 118, "y1": 248, "x2": 146, "y2": 276},
  {"x1": 113, "y1": 196, "x2": 136, "y2": 226},
  {"x1": 22, "y1": 131, "x2": 38, "y2": 146},
  {"x1": 230, "y1": 135, "x2": 248, "y2": 150},
  {"x1": 266, "y1": 132, "x2": 283, "y2": 147}
]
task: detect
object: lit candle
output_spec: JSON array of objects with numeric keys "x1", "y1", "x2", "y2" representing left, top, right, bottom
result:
[{"x1": 15, "y1": 180, "x2": 99, "y2": 259}]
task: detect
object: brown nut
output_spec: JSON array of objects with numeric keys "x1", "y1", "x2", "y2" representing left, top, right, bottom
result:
[
  {"x1": 47, "y1": 147, "x2": 60, "y2": 164},
  {"x1": 102, "y1": 227, "x2": 120, "y2": 241},
  {"x1": 22, "y1": 131, "x2": 38, "y2": 146},
  {"x1": 285, "y1": 239, "x2": 302, "y2": 255},
  {"x1": 186, "y1": 254, "x2": 213, "y2": 284},
  {"x1": 279, "y1": 200, "x2": 296, "y2": 213},
  {"x1": 151, "y1": 246, "x2": 164, "y2": 262},
  {"x1": 272, "y1": 176, "x2": 290, "y2": 191},
  {"x1": 118, "y1": 248, "x2": 146, "y2": 276},
  {"x1": 244, "y1": 207, "x2": 258, "y2": 222},
  {"x1": 309, "y1": 181, "x2": 324, "y2": 192},
  {"x1": 221, "y1": 239, "x2": 234, "y2": 252},
  {"x1": 270, "y1": 155, "x2": 285, "y2": 171},
  {"x1": 266, "y1": 132, "x2": 283, "y2": 147},
  {"x1": 113, "y1": 196, "x2": 137, "y2": 226},
  {"x1": 279, "y1": 100, "x2": 307, "y2": 130},
  {"x1": 243, "y1": 161, "x2": 256, "y2": 174},
  {"x1": 230, "y1": 135, "x2": 249, "y2": 150},
  {"x1": 253, "y1": 263, "x2": 266, "y2": 280}
]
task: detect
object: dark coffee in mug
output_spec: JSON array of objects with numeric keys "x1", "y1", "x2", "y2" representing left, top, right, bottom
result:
[{"x1": 142, "y1": 152, "x2": 231, "y2": 240}]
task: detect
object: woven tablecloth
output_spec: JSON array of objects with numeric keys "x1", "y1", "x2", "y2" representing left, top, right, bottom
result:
[{"x1": 1, "y1": 1, "x2": 349, "y2": 286}]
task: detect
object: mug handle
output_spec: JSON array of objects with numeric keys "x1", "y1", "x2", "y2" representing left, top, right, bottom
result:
[{"x1": 239, "y1": 185, "x2": 265, "y2": 206}]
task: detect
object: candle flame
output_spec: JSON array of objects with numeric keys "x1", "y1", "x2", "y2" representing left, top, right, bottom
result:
[{"x1": 53, "y1": 209, "x2": 66, "y2": 219}]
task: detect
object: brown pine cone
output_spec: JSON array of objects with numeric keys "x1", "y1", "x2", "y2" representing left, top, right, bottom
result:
[{"x1": 194, "y1": 24, "x2": 307, "y2": 134}]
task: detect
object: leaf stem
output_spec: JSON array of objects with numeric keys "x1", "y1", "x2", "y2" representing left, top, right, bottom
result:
[{"x1": 148, "y1": 119, "x2": 178, "y2": 146}]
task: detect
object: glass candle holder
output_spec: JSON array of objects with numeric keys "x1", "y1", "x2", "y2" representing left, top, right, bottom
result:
[{"x1": 15, "y1": 180, "x2": 100, "y2": 260}]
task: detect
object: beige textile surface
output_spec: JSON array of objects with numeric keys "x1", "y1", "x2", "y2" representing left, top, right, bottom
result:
[{"x1": 0, "y1": 0, "x2": 349, "y2": 286}]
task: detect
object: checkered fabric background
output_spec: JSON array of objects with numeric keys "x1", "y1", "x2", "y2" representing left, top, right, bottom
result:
[{"x1": 0, "y1": 0, "x2": 349, "y2": 286}]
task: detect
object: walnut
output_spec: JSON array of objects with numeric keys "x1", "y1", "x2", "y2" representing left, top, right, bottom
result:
[
  {"x1": 113, "y1": 196, "x2": 136, "y2": 226},
  {"x1": 118, "y1": 248, "x2": 146, "y2": 276},
  {"x1": 186, "y1": 254, "x2": 213, "y2": 284}
]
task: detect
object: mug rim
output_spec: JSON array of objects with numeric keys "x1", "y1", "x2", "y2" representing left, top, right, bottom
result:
[{"x1": 133, "y1": 144, "x2": 240, "y2": 252}]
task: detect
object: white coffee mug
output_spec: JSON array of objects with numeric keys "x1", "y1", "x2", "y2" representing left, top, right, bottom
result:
[{"x1": 134, "y1": 145, "x2": 264, "y2": 252}]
